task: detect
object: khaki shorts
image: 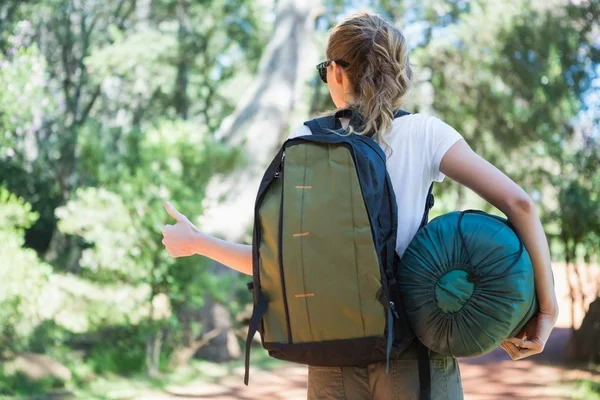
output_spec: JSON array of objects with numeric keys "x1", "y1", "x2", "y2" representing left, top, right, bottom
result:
[{"x1": 307, "y1": 343, "x2": 463, "y2": 400}]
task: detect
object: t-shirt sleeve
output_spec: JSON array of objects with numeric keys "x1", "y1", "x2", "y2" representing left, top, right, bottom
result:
[
  {"x1": 287, "y1": 124, "x2": 312, "y2": 140},
  {"x1": 425, "y1": 116, "x2": 463, "y2": 182}
]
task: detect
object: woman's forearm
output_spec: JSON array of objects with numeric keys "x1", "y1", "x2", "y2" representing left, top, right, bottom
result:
[
  {"x1": 192, "y1": 232, "x2": 253, "y2": 275},
  {"x1": 504, "y1": 198, "x2": 558, "y2": 317}
]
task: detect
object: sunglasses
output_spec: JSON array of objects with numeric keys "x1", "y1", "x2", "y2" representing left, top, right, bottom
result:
[{"x1": 316, "y1": 60, "x2": 350, "y2": 83}]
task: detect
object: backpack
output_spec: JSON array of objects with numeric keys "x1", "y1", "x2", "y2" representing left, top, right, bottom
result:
[{"x1": 244, "y1": 109, "x2": 434, "y2": 399}]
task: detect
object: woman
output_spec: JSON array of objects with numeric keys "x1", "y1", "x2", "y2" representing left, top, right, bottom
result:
[{"x1": 162, "y1": 12, "x2": 558, "y2": 400}]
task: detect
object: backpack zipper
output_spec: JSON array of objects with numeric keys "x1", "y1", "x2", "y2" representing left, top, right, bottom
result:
[
  {"x1": 275, "y1": 150, "x2": 293, "y2": 343},
  {"x1": 274, "y1": 151, "x2": 285, "y2": 178}
]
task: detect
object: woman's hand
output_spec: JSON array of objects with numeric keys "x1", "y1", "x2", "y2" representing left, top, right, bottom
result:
[
  {"x1": 500, "y1": 309, "x2": 558, "y2": 360},
  {"x1": 162, "y1": 202, "x2": 200, "y2": 258},
  {"x1": 160, "y1": 201, "x2": 252, "y2": 274}
]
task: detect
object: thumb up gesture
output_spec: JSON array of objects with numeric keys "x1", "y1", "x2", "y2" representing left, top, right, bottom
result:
[{"x1": 162, "y1": 202, "x2": 200, "y2": 258}]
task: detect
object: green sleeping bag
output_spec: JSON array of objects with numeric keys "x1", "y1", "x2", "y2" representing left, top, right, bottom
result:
[{"x1": 397, "y1": 210, "x2": 538, "y2": 357}]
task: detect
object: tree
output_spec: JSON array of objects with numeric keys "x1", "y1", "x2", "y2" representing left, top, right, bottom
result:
[
  {"x1": 1, "y1": 0, "x2": 272, "y2": 375},
  {"x1": 195, "y1": 0, "x2": 321, "y2": 361}
]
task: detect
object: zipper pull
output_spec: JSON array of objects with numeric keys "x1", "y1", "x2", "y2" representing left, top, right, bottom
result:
[
  {"x1": 274, "y1": 151, "x2": 286, "y2": 179},
  {"x1": 389, "y1": 301, "x2": 399, "y2": 319}
]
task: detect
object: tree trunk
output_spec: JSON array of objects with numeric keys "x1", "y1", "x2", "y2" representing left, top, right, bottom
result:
[
  {"x1": 195, "y1": 0, "x2": 319, "y2": 362},
  {"x1": 174, "y1": 0, "x2": 191, "y2": 119},
  {"x1": 145, "y1": 329, "x2": 164, "y2": 378},
  {"x1": 572, "y1": 261, "x2": 588, "y2": 315},
  {"x1": 566, "y1": 297, "x2": 600, "y2": 364},
  {"x1": 564, "y1": 242, "x2": 577, "y2": 333}
]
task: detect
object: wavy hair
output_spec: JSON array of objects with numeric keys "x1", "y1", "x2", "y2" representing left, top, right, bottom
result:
[{"x1": 325, "y1": 13, "x2": 413, "y2": 149}]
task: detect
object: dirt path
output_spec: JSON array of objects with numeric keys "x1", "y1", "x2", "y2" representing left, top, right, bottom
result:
[{"x1": 139, "y1": 264, "x2": 599, "y2": 400}]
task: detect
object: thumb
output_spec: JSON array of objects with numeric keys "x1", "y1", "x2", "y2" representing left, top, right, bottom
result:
[{"x1": 165, "y1": 201, "x2": 187, "y2": 223}]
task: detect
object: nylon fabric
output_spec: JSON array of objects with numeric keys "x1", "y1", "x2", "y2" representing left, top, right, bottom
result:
[
  {"x1": 281, "y1": 143, "x2": 385, "y2": 343},
  {"x1": 257, "y1": 178, "x2": 288, "y2": 343},
  {"x1": 398, "y1": 211, "x2": 538, "y2": 357}
]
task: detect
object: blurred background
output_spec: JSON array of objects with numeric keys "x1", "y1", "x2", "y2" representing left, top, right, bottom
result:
[{"x1": 0, "y1": 0, "x2": 598, "y2": 399}]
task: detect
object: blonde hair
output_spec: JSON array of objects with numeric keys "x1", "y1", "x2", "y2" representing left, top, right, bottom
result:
[{"x1": 326, "y1": 13, "x2": 413, "y2": 146}]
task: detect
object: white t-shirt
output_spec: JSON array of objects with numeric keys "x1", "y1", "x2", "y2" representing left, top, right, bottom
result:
[{"x1": 287, "y1": 113, "x2": 463, "y2": 256}]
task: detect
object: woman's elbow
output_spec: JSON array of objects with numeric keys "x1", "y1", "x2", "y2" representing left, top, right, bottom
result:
[{"x1": 505, "y1": 193, "x2": 536, "y2": 218}]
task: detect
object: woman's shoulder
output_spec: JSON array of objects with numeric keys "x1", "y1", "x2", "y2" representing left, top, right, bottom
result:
[{"x1": 287, "y1": 124, "x2": 312, "y2": 140}]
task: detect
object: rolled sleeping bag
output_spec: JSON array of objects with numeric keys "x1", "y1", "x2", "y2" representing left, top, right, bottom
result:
[{"x1": 397, "y1": 210, "x2": 538, "y2": 357}]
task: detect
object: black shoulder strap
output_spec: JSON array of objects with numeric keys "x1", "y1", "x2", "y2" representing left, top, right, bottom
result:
[
  {"x1": 304, "y1": 115, "x2": 336, "y2": 135},
  {"x1": 303, "y1": 108, "x2": 410, "y2": 136},
  {"x1": 393, "y1": 109, "x2": 410, "y2": 118},
  {"x1": 419, "y1": 183, "x2": 435, "y2": 230}
]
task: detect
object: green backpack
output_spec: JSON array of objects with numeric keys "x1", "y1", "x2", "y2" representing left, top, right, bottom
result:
[{"x1": 243, "y1": 109, "x2": 434, "y2": 399}]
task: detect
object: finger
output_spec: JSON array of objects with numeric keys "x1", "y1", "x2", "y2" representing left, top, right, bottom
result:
[
  {"x1": 501, "y1": 341, "x2": 521, "y2": 360},
  {"x1": 518, "y1": 347, "x2": 542, "y2": 359},
  {"x1": 508, "y1": 337, "x2": 543, "y2": 351},
  {"x1": 165, "y1": 201, "x2": 187, "y2": 223},
  {"x1": 506, "y1": 337, "x2": 526, "y2": 348},
  {"x1": 500, "y1": 342, "x2": 515, "y2": 360}
]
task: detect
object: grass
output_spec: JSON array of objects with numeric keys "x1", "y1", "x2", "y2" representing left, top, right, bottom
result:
[
  {"x1": 567, "y1": 379, "x2": 600, "y2": 400},
  {"x1": 71, "y1": 346, "x2": 284, "y2": 399}
]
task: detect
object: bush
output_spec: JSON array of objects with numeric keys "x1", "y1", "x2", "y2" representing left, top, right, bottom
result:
[{"x1": 0, "y1": 371, "x2": 63, "y2": 397}]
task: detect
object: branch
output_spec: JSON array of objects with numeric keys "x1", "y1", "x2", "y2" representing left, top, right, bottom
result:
[
  {"x1": 115, "y1": 0, "x2": 135, "y2": 31},
  {"x1": 58, "y1": 8, "x2": 76, "y2": 121},
  {"x1": 76, "y1": 86, "x2": 101, "y2": 126},
  {"x1": 132, "y1": 87, "x2": 163, "y2": 125},
  {"x1": 170, "y1": 328, "x2": 223, "y2": 367}
]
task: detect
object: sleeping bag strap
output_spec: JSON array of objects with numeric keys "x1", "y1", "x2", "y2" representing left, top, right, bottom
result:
[
  {"x1": 244, "y1": 290, "x2": 268, "y2": 386},
  {"x1": 417, "y1": 340, "x2": 431, "y2": 400},
  {"x1": 419, "y1": 183, "x2": 435, "y2": 230}
]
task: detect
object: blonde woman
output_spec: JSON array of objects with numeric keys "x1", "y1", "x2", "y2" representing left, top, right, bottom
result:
[{"x1": 162, "y1": 13, "x2": 558, "y2": 400}]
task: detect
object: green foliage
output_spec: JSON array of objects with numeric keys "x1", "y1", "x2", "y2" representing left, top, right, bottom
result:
[
  {"x1": 569, "y1": 379, "x2": 600, "y2": 400},
  {"x1": 0, "y1": 44, "x2": 53, "y2": 155},
  {"x1": 56, "y1": 187, "x2": 140, "y2": 278},
  {"x1": 0, "y1": 188, "x2": 53, "y2": 354},
  {"x1": 0, "y1": 371, "x2": 63, "y2": 397},
  {"x1": 87, "y1": 333, "x2": 147, "y2": 376}
]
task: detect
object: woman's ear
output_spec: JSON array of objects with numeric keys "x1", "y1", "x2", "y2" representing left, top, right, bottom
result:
[{"x1": 333, "y1": 61, "x2": 345, "y2": 85}]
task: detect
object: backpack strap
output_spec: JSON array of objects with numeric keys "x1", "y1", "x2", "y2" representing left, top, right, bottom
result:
[
  {"x1": 303, "y1": 109, "x2": 410, "y2": 136},
  {"x1": 244, "y1": 287, "x2": 268, "y2": 385},
  {"x1": 419, "y1": 183, "x2": 435, "y2": 230},
  {"x1": 304, "y1": 115, "x2": 336, "y2": 135}
]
